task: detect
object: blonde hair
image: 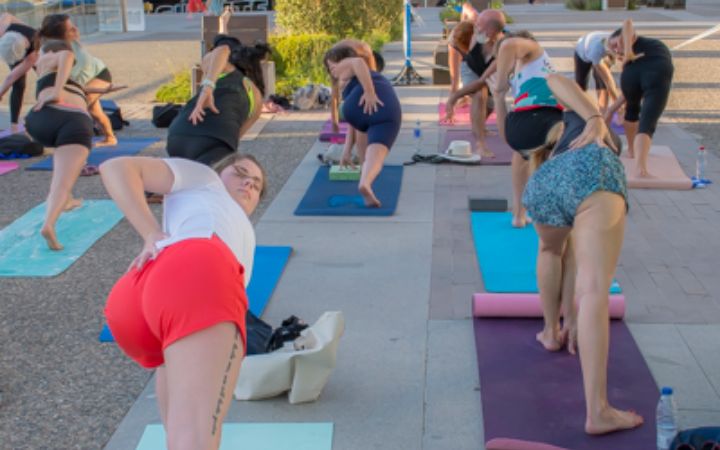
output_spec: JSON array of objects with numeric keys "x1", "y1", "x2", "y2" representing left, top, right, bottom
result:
[
  {"x1": 0, "y1": 31, "x2": 28, "y2": 65},
  {"x1": 529, "y1": 121, "x2": 564, "y2": 173},
  {"x1": 212, "y1": 153, "x2": 268, "y2": 198}
]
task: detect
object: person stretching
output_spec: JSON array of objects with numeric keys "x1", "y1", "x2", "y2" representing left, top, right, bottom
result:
[
  {"x1": 324, "y1": 45, "x2": 401, "y2": 208},
  {"x1": 167, "y1": 9, "x2": 267, "y2": 166},
  {"x1": 0, "y1": 13, "x2": 38, "y2": 133},
  {"x1": 574, "y1": 31, "x2": 619, "y2": 113},
  {"x1": 492, "y1": 31, "x2": 563, "y2": 227},
  {"x1": 101, "y1": 153, "x2": 266, "y2": 450},
  {"x1": 25, "y1": 40, "x2": 94, "y2": 250},
  {"x1": 523, "y1": 73, "x2": 642, "y2": 435},
  {"x1": 605, "y1": 19, "x2": 674, "y2": 178}
]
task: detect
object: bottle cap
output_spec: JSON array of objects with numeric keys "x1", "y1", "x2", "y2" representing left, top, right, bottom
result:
[
  {"x1": 700, "y1": 146, "x2": 705, "y2": 151},
  {"x1": 661, "y1": 386, "x2": 673, "y2": 395}
]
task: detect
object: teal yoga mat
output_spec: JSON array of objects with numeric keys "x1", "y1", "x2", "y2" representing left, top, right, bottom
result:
[
  {"x1": 136, "y1": 423, "x2": 334, "y2": 450},
  {"x1": 0, "y1": 200, "x2": 123, "y2": 277},
  {"x1": 99, "y1": 245, "x2": 292, "y2": 342},
  {"x1": 470, "y1": 212, "x2": 622, "y2": 293}
]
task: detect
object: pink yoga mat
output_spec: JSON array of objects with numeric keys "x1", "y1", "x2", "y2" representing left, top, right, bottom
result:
[
  {"x1": 0, "y1": 162, "x2": 19, "y2": 175},
  {"x1": 486, "y1": 438, "x2": 569, "y2": 450},
  {"x1": 319, "y1": 120, "x2": 348, "y2": 142},
  {"x1": 438, "y1": 102, "x2": 497, "y2": 127},
  {"x1": 440, "y1": 128, "x2": 513, "y2": 165},
  {"x1": 472, "y1": 292, "x2": 626, "y2": 319},
  {"x1": 621, "y1": 145, "x2": 692, "y2": 190}
]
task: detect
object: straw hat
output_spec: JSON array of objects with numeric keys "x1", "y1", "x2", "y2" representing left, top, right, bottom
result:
[{"x1": 442, "y1": 140, "x2": 481, "y2": 163}]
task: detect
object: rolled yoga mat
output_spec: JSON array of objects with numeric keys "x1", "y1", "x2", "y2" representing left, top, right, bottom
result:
[
  {"x1": 474, "y1": 318, "x2": 658, "y2": 449},
  {"x1": 0, "y1": 200, "x2": 123, "y2": 277},
  {"x1": 472, "y1": 293, "x2": 626, "y2": 319},
  {"x1": 0, "y1": 161, "x2": 19, "y2": 175},
  {"x1": 470, "y1": 212, "x2": 622, "y2": 294},
  {"x1": 440, "y1": 128, "x2": 513, "y2": 165},
  {"x1": 26, "y1": 137, "x2": 159, "y2": 171},
  {"x1": 621, "y1": 145, "x2": 693, "y2": 190},
  {"x1": 319, "y1": 120, "x2": 349, "y2": 142},
  {"x1": 438, "y1": 102, "x2": 498, "y2": 127},
  {"x1": 100, "y1": 245, "x2": 293, "y2": 342},
  {"x1": 136, "y1": 423, "x2": 333, "y2": 450},
  {"x1": 294, "y1": 165, "x2": 403, "y2": 216}
]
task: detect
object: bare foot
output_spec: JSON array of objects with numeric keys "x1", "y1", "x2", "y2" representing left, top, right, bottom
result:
[
  {"x1": 484, "y1": 128, "x2": 498, "y2": 136},
  {"x1": 94, "y1": 136, "x2": 118, "y2": 148},
  {"x1": 40, "y1": 226, "x2": 63, "y2": 251},
  {"x1": 511, "y1": 214, "x2": 531, "y2": 228},
  {"x1": 586, "y1": 407, "x2": 644, "y2": 435},
  {"x1": 635, "y1": 166, "x2": 654, "y2": 179},
  {"x1": 359, "y1": 184, "x2": 381, "y2": 208},
  {"x1": 64, "y1": 197, "x2": 83, "y2": 211},
  {"x1": 626, "y1": 149, "x2": 635, "y2": 159},
  {"x1": 536, "y1": 327, "x2": 565, "y2": 352}
]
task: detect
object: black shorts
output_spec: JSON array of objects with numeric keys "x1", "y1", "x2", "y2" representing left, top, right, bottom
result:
[
  {"x1": 166, "y1": 134, "x2": 235, "y2": 166},
  {"x1": 94, "y1": 68, "x2": 112, "y2": 83},
  {"x1": 25, "y1": 105, "x2": 94, "y2": 150},
  {"x1": 505, "y1": 107, "x2": 564, "y2": 158}
]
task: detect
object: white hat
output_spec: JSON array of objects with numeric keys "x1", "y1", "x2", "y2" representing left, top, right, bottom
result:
[
  {"x1": 0, "y1": 31, "x2": 29, "y2": 66},
  {"x1": 442, "y1": 140, "x2": 481, "y2": 163}
]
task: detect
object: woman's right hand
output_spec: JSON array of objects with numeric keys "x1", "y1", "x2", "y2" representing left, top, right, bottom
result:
[
  {"x1": 339, "y1": 148, "x2": 355, "y2": 169},
  {"x1": 569, "y1": 116, "x2": 609, "y2": 150},
  {"x1": 359, "y1": 90, "x2": 383, "y2": 115},
  {"x1": 34, "y1": 88, "x2": 64, "y2": 111},
  {"x1": 188, "y1": 86, "x2": 219, "y2": 125},
  {"x1": 444, "y1": 95, "x2": 458, "y2": 124},
  {"x1": 129, "y1": 230, "x2": 168, "y2": 271}
]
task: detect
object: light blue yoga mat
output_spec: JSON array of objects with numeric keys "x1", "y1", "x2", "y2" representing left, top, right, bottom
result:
[
  {"x1": 99, "y1": 245, "x2": 292, "y2": 342},
  {"x1": 136, "y1": 423, "x2": 334, "y2": 450},
  {"x1": 294, "y1": 165, "x2": 403, "y2": 216},
  {"x1": 0, "y1": 200, "x2": 123, "y2": 277},
  {"x1": 470, "y1": 212, "x2": 621, "y2": 294},
  {"x1": 26, "y1": 137, "x2": 159, "y2": 171}
]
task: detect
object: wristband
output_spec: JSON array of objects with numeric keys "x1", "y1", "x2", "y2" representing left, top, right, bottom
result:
[{"x1": 200, "y1": 78, "x2": 216, "y2": 90}]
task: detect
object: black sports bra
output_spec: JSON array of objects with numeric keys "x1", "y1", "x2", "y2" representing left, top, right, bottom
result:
[{"x1": 36, "y1": 72, "x2": 86, "y2": 100}]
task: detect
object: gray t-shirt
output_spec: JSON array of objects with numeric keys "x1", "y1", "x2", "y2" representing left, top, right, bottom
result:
[{"x1": 575, "y1": 31, "x2": 610, "y2": 65}]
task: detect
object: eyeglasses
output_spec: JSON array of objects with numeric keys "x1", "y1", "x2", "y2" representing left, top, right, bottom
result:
[{"x1": 233, "y1": 165, "x2": 263, "y2": 193}]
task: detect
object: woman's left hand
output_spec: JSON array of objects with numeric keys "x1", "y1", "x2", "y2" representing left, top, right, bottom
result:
[
  {"x1": 569, "y1": 116, "x2": 608, "y2": 150},
  {"x1": 359, "y1": 91, "x2": 384, "y2": 115},
  {"x1": 188, "y1": 86, "x2": 219, "y2": 125}
]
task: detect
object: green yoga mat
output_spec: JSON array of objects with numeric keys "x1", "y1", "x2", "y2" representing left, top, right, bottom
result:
[
  {"x1": 0, "y1": 200, "x2": 123, "y2": 277},
  {"x1": 470, "y1": 212, "x2": 622, "y2": 293},
  {"x1": 136, "y1": 423, "x2": 334, "y2": 450}
]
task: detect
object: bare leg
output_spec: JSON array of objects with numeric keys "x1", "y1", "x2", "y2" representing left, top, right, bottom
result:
[
  {"x1": 623, "y1": 120, "x2": 639, "y2": 159},
  {"x1": 156, "y1": 366, "x2": 169, "y2": 430},
  {"x1": 560, "y1": 238, "x2": 578, "y2": 354},
  {"x1": 355, "y1": 129, "x2": 368, "y2": 165},
  {"x1": 163, "y1": 322, "x2": 244, "y2": 450},
  {"x1": 633, "y1": 132, "x2": 653, "y2": 178},
  {"x1": 358, "y1": 143, "x2": 389, "y2": 208},
  {"x1": 41, "y1": 144, "x2": 89, "y2": 250},
  {"x1": 535, "y1": 224, "x2": 572, "y2": 351},
  {"x1": 85, "y1": 80, "x2": 118, "y2": 147},
  {"x1": 471, "y1": 88, "x2": 494, "y2": 159},
  {"x1": 511, "y1": 152, "x2": 531, "y2": 227},
  {"x1": 573, "y1": 192, "x2": 643, "y2": 435}
]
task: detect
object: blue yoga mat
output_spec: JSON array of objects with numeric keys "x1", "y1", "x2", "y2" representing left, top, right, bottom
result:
[
  {"x1": 294, "y1": 165, "x2": 403, "y2": 216},
  {"x1": 0, "y1": 200, "x2": 123, "y2": 277},
  {"x1": 136, "y1": 423, "x2": 334, "y2": 450},
  {"x1": 470, "y1": 212, "x2": 622, "y2": 293},
  {"x1": 99, "y1": 245, "x2": 292, "y2": 342},
  {"x1": 26, "y1": 137, "x2": 159, "y2": 171}
]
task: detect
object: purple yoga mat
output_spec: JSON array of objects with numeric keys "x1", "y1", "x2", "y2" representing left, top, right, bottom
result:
[
  {"x1": 319, "y1": 120, "x2": 349, "y2": 142},
  {"x1": 440, "y1": 128, "x2": 513, "y2": 165},
  {"x1": 474, "y1": 318, "x2": 658, "y2": 449}
]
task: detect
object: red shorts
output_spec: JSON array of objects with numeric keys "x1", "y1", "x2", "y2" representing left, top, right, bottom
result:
[{"x1": 105, "y1": 235, "x2": 248, "y2": 369}]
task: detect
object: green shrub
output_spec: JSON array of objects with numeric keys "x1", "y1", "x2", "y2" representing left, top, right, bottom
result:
[
  {"x1": 565, "y1": 0, "x2": 602, "y2": 9},
  {"x1": 155, "y1": 71, "x2": 192, "y2": 104},
  {"x1": 269, "y1": 33, "x2": 337, "y2": 97},
  {"x1": 275, "y1": 0, "x2": 401, "y2": 44},
  {"x1": 439, "y1": 7, "x2": 461, "y2": 22}
]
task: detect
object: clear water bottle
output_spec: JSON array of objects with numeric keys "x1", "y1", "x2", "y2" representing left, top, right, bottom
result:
[
  {"x1": 413, "y1": 119, "x2": 422, "y2": 154},
  {"x1": 656, "y1": 386, "x2": 678, "y2": 450},
  {"x1": 696, "y1": 146, "x2": 707, "y2": 186}
]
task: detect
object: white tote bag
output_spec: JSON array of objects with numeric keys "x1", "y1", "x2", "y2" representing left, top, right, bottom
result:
[{"x1": 234, "y1": 311, "x2": 344, "y2": 404}]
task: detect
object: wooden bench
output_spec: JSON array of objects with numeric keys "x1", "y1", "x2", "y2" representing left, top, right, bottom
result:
[
  {"x1": 200, "y1": 14, "x2": 268, "y2": 55},
  {"x1": 190, "y1": 60, "x2": 275, "y2": 98}
]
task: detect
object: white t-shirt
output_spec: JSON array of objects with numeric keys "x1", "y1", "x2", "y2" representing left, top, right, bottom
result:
[
  {"x1": 155, "y1": 158, "x2": 255, "y2": 283},
  {"x1": 576, "y1": 32, "x2": 610, "y2": 66}
]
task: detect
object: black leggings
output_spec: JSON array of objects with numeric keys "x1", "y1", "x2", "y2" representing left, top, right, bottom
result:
[
  {"x1": 573, "y1": 51, "x2": 605, "y2": 91},
  {"x1": 25, "y1": 104, "x2": 94, "y2": 150},
  {"x1": 8, "y1": 62, "x2": 26, "y2": 124},
  {"x1": 166, "y1": 134, "x2": 234, "y2": 166},
  {"x1": 621, "y1": 59, "x2": 673, "y2": 137}
]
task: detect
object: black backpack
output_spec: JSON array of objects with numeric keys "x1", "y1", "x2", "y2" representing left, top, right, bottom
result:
[
  {"x1": 672, "y1": 427, "x2": 720, "y2": 450},
  {"x1": 152, "y1": 103, "x2": 183, "y2": 128},
  {"x1": 0, "y1": 134, "x2": 44, "y2": 159},
  {"x1": 99, "y1": 99, "x2": 129, "y2": 131}
]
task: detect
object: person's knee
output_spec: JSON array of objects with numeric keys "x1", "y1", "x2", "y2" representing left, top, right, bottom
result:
[
  {"x1": 574, "y1": 270, "x2": 606, "y2": 302},
  {"x1": 624, "y1": 103, "x2": 640, "y2": 122}
]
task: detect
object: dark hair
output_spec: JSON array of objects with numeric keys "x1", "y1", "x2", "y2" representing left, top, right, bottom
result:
[
  {"x1": 229, "y1": 41, "x2": 271, "y2": 96},
  {"x1": 610, "y1": 27, "x2": 622, "y2": 39},
  {"x1": 323, "y1": 46, "x2": 358, "y2": 75},
  {"x1": 212, "y1": 153, "x2": 268, "y2": 199},
  {"x1": 212, "y1": 34, "x2": 241, "y2": 51},
  {"x1": 41, "y1": 39, "x2": 72, "y2": 54},
  {"x1": 39, "y1": 14, "x2": 70, "y2": 41},
  {"x1": 372, "y1": 50, "x2": 385, "y2": 73}
]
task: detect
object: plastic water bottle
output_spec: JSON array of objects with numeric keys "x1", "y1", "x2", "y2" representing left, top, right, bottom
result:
[
  {"x1": 695, "y1": 146, "x2": 707, "y2": 187},
  {"x1": 413, "y1": 119, "x2": 422, "y2": 154},
  {"x1": 656, "y1": 386, "x2": 678, "y2": 450}
]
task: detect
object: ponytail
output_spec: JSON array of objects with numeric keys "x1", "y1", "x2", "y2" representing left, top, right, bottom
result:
[
  {"x1": 230, "y1": 42, "x2": 271, "y2": 96},
  {"x1": 529, "y1": 122, "x2": 564, "y2": 173},
  {"x1": 39, "y1": 14, "x2": 70, "y2": 41}
]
